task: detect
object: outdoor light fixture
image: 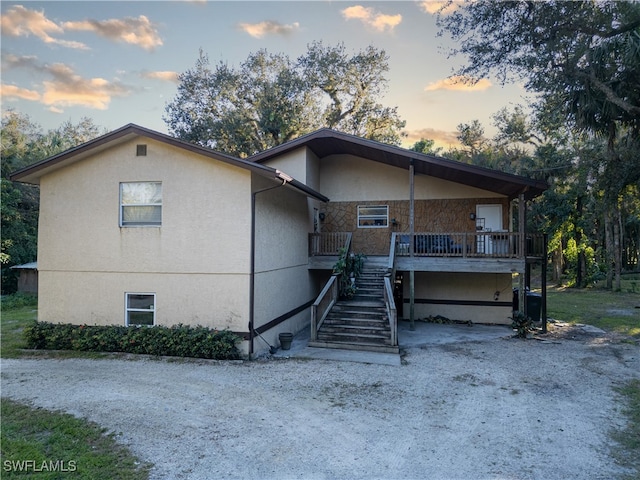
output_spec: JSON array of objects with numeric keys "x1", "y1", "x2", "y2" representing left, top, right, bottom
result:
[
  {"x1": 470, "y1": 213, "x2": 476, "y2": 220},
  {"x1": 319, "y1": 213, "x2": 325, "y2": 221}
]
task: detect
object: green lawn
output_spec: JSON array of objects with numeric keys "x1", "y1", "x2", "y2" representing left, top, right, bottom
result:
[
  {"x1": 1, "y1": 398, "x2": 150, "y2": 480},
  {"x1": 546, "y1": 285, "x2": 640, "y2": 338},
  {"x1": 612, "y1": 379, "x2": 640, "y2": 479},
  {"x1": 1, "y1": 299, "x2": 37, "y2": 358}
]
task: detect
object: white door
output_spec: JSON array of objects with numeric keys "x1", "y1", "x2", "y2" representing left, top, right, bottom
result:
[{"x1": 476, "y1": 204, "x2": 503, "y2": 254}]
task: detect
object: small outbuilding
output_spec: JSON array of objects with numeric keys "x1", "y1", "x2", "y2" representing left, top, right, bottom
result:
[{"x1": 10, "y1": 262, "x2": 38, "y2": 294}]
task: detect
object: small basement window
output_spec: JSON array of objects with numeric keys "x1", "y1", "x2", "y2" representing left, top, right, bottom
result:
[
  {"x1": 120, "y1": 182, "x2": 162, "y2": 226},
  {"x1": 358, "y1": 205, "x2": 389, "y2": 228},
  {"x1": 126, "y1": 293, "x2": 155, "y2": 326}
]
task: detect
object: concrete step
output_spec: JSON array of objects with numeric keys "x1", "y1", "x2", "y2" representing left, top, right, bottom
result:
[{"x1": 307, "y1": 340, "x2": 399, "y2": 354}]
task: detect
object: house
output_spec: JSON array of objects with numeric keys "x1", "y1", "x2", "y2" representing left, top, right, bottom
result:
[{"x1": 11, "y1": 124, "x2": 547, "y2": 357}]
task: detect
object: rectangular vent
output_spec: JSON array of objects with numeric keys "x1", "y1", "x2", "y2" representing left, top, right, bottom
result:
[{"x1": 136, "y1": 144, "x2": 147, "y2": 156}]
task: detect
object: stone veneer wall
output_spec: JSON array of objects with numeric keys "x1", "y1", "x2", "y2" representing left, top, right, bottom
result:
[{"x1": 320, "y1": 198, "x2": 509, "y2": 255}]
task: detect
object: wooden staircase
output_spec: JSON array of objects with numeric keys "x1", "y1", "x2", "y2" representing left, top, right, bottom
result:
[{"x1": 309, "y1": 262, "x2": 399, "y2": 354}]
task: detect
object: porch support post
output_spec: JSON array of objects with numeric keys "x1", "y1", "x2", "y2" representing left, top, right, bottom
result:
[
  {"x1": 409, "y1": 159, "x2": 415, "y2": 331},
  {"x1": 518, "y1": 193, "x2": 526, "y2": 319}
]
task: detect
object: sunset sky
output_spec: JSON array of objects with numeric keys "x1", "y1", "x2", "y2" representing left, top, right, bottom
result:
[{"x1": 1, "y1": 1, "x2": 529, "y2": 149}]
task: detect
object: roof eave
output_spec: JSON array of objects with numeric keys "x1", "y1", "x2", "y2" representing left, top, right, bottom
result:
[
  {"x1": 9, "y1": 123, "x2": 329, "y2": 202},
  {"x1": 249, "y1": 128, "x2": 548, "y2": 200}
]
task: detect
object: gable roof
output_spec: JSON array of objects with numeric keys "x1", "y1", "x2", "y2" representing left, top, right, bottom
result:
[
  {"x1": 9, "y1": 124, "x2": 328, "y2": 202},
  {"x1": 249, "y1": 128, "x2": 548, "y2": 200}
]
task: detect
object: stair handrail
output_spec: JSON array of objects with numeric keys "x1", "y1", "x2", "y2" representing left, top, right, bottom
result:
[
  {"x1": 388, "y1": 232, "x2": 397, "y2": 278},
  {"x1": 310, "y1": 273, "x2": 340, "y2": 342},
  {"x1": 385, "y1": 232, "x2": 398, "y2": 347},
  {"x1": 383, "y1": 274, "x2": 398, "y2": 347}
]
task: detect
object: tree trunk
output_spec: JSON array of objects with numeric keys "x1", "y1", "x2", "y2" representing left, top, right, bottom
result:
[
  {"x1": 575, "y1": 196, "x2": 585, "y2": 288},
  {"x1": 604, "y1": 206, "x2": 614, "y2": 290},
  {"x1": 553, "y1": 243, "x2": 563, "y2": 284},
  {"x1": 614, "y1": 202, "x2": 622, "y2": 290}
]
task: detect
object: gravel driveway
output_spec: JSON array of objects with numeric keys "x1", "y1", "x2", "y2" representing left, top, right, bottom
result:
[{"x1": 2, "y1": 324, "x2": 638, "y2": 480}]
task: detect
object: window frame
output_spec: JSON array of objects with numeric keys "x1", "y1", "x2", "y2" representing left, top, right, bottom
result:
[
  {"x1": 119, "y1": 181, "x2": 162, "y2": 227},
  {"x1": 357, "y1": 205, "x2": 389, "y2": 228},
  {"x1": 125, "y1": 293, "x2": 156, "y2": 327}
]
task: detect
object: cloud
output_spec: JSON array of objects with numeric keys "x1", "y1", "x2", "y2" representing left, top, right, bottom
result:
[
  {"x1": 424, "y1": 76, "x2": 492, "y2": 92},
  {"x1": 404, "y1": 127, "x2": 460, "y2": 147},
  {"x1": 63, "y1": 15, "x2": 162, "y2": 50},
  {"x1": 0, "y1": 5, "x2": 88, "y2": 49},
  {"x1": 418, "y1": 1, "x2": 460, "y2": 15},
  {"x1": 2, "y1": 54, "x2": 132, "y2": 111},
  {"x1": 40, "y1": 63, "x2": 130, "y2": 109},
  {"x1": 341, "y1": 5, "x2": 402, "y2": 32},
  {"x1": 237, "y1": 20, "x2": 300, "y2": 38},
  {"x1": 0, "y1": 83, "x2": 41, "y2": 102},
  {"x1": 140, "y1": 70, "x2": 179, "y2": 83}
]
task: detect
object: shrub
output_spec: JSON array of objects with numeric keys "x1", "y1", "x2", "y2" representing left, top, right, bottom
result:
[
  {"x1": 511, "y1": 311, "x2": 534, "y2": 338},
  {"x1": 1, "y1": 293, "x2": 38, "y2": 310},
  {"x1": 333, "y1": 248, "x2": 366, "y2": 299},
  {"x1": 23, "y1": 321, "x2": 242, "y2": 360}
]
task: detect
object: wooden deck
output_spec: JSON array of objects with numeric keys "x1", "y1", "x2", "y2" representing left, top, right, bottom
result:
[{"x1": 308, "y1": 232, "x2": 545, "y2": 274}]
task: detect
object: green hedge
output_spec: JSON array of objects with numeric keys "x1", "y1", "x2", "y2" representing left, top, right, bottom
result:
[{"x1": 23, "y1": 321, "x2": 242, "y2": 360}]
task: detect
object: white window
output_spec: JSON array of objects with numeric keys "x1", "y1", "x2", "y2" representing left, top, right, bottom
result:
[
  {"x1": 358, "y1": 205, "x2": 389, "y2": 228},
  {"x1": 125, "y1": 293, "x2": 156, "y2": 326},
  {"x1": 120, "y1": 182, "x2": 162, "y2": 226}
]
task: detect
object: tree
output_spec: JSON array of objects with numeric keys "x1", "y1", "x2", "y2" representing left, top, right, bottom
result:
[
  {"x1": 437, "y1": 1, "x2": 640, "y2": 132},
  {"x1": 1, "y1": 111, "x2": 104, "y2": 293},
  {"x1": 456, "y1": 120, "x2": 487, "y2": 158},
  {"x1": 438, "y1": 0, "x2": 640, "y2": 288},
  {"x1": 165, "y1": 42, "x2": 406, "y2": 157},
  {"x1": 408, "y1": 138, "x2": 443, "y2": 156}
]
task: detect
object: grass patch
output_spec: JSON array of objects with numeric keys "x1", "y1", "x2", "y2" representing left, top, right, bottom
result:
[
  {"x1": 0, "y1": 398, "x2": 150, "y2": 479},
  {"x1": 546, "y1": 286, "x2": 640, "y2": 338},
  {"x1": 611, "y1": 379, "x2": 640, "y2": 478},
  {"x1": 1, "y1": 295, "x2": 38, "y2": 358}
]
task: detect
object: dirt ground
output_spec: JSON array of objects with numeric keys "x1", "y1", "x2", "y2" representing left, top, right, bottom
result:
[{"x1": 1, "y1": 323, "x2": 639, "y2": 480}]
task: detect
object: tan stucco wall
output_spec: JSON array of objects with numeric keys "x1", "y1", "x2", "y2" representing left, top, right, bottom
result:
[
  {"x1": 39, "y1": 271, "x2": 249, "y2": 330},
  {"x1": 402, "y1": 272, "x2": 513, "y2": 324},
  {"x1": 320, "y1": 154, "x2": 503, "y2": 201},
  {"x1": 258, "y1": 146, "x2": 321, "y2": 192},
  {"x1": 252, "y1": 176, "x2": 318, "y2": 353},
  {"x1": 37, "y1": 137, "x2": 253, "y2": 328}
]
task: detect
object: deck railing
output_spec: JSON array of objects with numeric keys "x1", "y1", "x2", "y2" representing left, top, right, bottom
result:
[
  {"x1": 309, "y1": 232, "x2": 352, "y2": 256},
  {"x1": 393, "y1": 232, "x2": 545, "y2": 258}
]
